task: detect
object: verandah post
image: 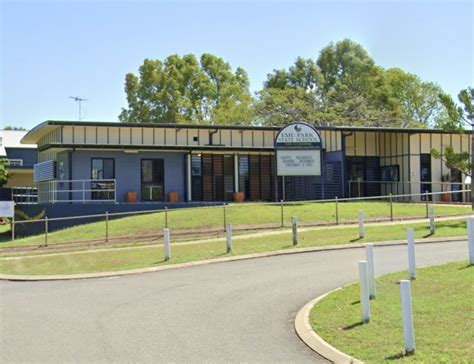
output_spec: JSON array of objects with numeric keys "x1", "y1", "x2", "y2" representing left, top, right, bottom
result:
[{"x1": 335, "y1": 196, "x2": 339, "y2": 225}]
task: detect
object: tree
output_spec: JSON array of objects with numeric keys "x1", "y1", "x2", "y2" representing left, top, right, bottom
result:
[
  {"x1": 119, "y1": 54, "x2": 254, "y2": 125},
  {"x1": 256, "y1": 39, "x2": 402, "y2": 127},
  {"x1": 3, "y1": 126, "x2": 27, "y2": 131},
  {"x1": 386, "y1": 68, "x2": 448, "y2": 127},
  {"x1": 256, "y1": 39, "x2": 449, "y2": 128},
  {"x1": 431, "y1": 87, "x2": 474, "y2": 208},
  {"x1": 0, "y1": 157, "x2": 9, "y2": 187}
]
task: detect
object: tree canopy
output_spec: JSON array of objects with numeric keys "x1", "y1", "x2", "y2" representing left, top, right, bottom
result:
[
  {"x1": 120, "y1": 39, "x2": 450, "y2": 128},
  {"x1": 119, "y1": 54, "x2": 253, "y2": 125}
]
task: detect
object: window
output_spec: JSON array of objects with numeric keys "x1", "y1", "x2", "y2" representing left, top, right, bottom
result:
[
  {"x1": 381, "y1": 165, "x2": 399, "y2": 182},
  {"x1": 91, "y1": 158, "x2": 115, "y2": 200},
  {"x1": 7, "y1": 159, "x2": 23, "y2": 166},
  {"x1": 141, "y1": 159, "x2": 164, "y2": 201}
]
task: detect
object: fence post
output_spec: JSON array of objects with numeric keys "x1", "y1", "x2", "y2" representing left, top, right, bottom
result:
[
  {"x1": 163, "y1": 228, "x2": 170, "y2": 261},
  {"x1": 407, "y1": 228, "x2": 416, "y2": 280},
  {"x1": 365, "y1": 244, "x2": 376, "y2": 299},
  {"x1": 105, "y1": 211, "x2": 109, "y2": 243},
  {"x1": 226, "y1": 223, "x2": 232, "y2": 253},
  {"x1": 223, "y1": 204, "x2": 227, "y2": 232},
  {"x1": 280, "y1": 200, "x2": 284, "y2": 227},
  {"x1": 82, "y1": 180, "x2": 85, "y2": 204},
  {"x1": 358, "y1": 261, "x2": 371, "y2": 323},
  {"x1": 467, "y1": 218, "x2": 474, "y2": 265},
  {"x1": 165, "y1": 206, "x2": 168, "y2": 229},
  {"x1": 11, "y1": 214, "x2": 15, "y2": 241},
  {"x1": 389, "y1": 193, "x2": 394, "y2": 221},
  {"x1": 425, "y1": 192, "x2": 429, "y2": 218},
  {"x1": 335, "y1": 196, "x2": 339, "y2": 225},
  {"x1": 44, "y1": 216, "x2": 49, "y2": 246},
  {"x1": 359, "y1": 210, "x2": 365, "y2": 239},
  {"x1": 291, "y1": 216, "x2": 298, "y2": 246},
  {"x1": 428, "y1": 206, "x2": 435, "y2": 234},
  {"x1": 400, "y1": 280, "x2": 416, "y2": 355}
]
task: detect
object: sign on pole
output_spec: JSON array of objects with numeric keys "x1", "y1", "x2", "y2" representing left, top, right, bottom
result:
[
  {"x1": 0, "y1": 201, "x2": 15, "y2": 218},
  {"x1": 275, "y1": 122, "x2": 322, "y2": 176}
]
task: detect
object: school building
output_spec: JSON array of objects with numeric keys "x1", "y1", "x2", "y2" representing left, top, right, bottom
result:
[{"x1": 18, "y1": 120, "x2": 471, "y2": 209}]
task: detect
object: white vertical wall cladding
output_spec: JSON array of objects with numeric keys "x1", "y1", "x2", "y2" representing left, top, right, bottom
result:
[
  {"x1": 85, "y1": 127, "x2": 96, "y2": 144},
  {"x1": 131, "y1": 128, "x2": 142, "y2": 145},
  {"x1": 62, "y1": 126, "x2": 73, "y2": 143},
  {"x1": 108, "y1": 127, "x2": 119, "y2": 144},
  {"x1": 97, "y1": 127, "x2": 108, "y2": 144},
  {"x1": 176, "y1": 130, "x2": 187, "y2": 146},
  {"x1": 187, "y1": 129, "x2": 199, "y2": 146},
  {"x1": 165, "y1": 129, "x2": 175, "y2": 146},
  {"x1": 154, "y1": 129, "x2": 165, "y2": 145},
  {"x1": 143, "y1": 128, "x2": 154, "y2": 145},
  {"x1": 220, "y1": 130, "x2": 232, "y2": 146},
  {"x1": 264, "y1": 131, "x2": 274, "y2": 149}
]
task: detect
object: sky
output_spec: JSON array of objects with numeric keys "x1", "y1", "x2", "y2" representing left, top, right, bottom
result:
[{"x1": 1, "y1": 0, "x2": 473, "y2": 130}]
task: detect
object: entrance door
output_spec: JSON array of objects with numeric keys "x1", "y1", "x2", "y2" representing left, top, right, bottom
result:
[
  {"x1": 141, "y1": 159, "x2": 164, "y2": 201},
  {"x1": 420, "y1": 154, "x2": 432, "y2": 200}
]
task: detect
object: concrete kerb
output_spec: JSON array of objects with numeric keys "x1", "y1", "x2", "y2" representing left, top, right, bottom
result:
[
  {"x1": 295, "y1": 286, "x2": 363, "y2": 364},
  {"x1": 0, "y1": 237, "x2": 467, "y2": 282}
]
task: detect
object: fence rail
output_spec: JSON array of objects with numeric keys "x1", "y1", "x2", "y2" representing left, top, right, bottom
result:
[
  {"x1": 4, "y1": 189, "x2": 473, "y2": 249},
  {"x1": 36, "y1": 179, "x2": 116, "y2": 204}
]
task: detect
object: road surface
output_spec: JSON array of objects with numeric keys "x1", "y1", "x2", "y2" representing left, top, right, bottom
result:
[{"x1": 0, "y1": 240, "x2": 467, "y2": 363}]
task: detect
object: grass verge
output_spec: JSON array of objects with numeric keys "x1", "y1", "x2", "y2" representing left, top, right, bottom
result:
[
  {"x1": 310, "y1": 261, "x2": 473, "y2": 363},
  {"x1": 0, "y1": 219, "x2": 469, "y2": 276},
  {"x1": 1, "y1": 202, "x2": 470, "y2": 248}
]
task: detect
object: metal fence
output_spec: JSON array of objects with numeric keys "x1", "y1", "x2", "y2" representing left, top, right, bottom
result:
[
  {"x1": 347, "y1": 180, "x2": 470, "y2": 203},
  {"x1": 12, "y1": 187, "x2": 38, "y2": 204},
  {"x1": 4, "y1": 189, "x2": 473, "y2": 250},
  {"x1": 36, "y1": 179, "x2": 117, "y2": 203}
]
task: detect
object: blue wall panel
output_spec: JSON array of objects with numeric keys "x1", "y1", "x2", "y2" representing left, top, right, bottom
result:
[{"x1": 70, "y1": 150, "x2": 186, "y2": 202}]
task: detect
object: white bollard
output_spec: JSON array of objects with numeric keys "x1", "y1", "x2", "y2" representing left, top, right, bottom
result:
[
  {"x1": 407, "y1": 228, "x2": 416, "y2": 280},
  {"x1": 429, "y1": 206, "x2": 435, "y2": 234},
  {"x1": 365, "y1": 244, "x2": 376, "y2": 299},
  {"x1": 358, "y1": 261, "x2": 371, "y2": 323},
  {"x1": 400, "y1": 280, "x2": 416, "y2": 354},
  {"x1": 358, "y1": 210, "x2": 365, "y2": 239},
  {"x1": 467, "y1": 218, "x2": 474, "y2": 265},
  {"x1": 226, "y1": 223, "x2": 232, "y2": 253},
  {"x1": 291, "y1": 216, "x2": 298, "y2": 246},
  {"x1": 163, "y1": 228, "x2": 170, "y2": 261}
]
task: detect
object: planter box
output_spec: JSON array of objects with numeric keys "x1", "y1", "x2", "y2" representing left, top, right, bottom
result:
[
  {"x1": 168, "y1": 192, "x2": 179, "y2": 203},
  {"x1": 233, "y1": 192, "x2": 245, "y2": 203},
  {"x1": 126, "y1": 192, "x2": 137, "y2": 203}
]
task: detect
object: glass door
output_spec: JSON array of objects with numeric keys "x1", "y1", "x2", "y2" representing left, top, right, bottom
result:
[{"x1": 141, "y1": 159, "x2": 164, "y2": 201}]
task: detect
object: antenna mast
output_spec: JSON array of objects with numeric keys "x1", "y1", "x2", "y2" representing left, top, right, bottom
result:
[{"x1": 69, "y1": 96, "x2": 87, "y2": 120}]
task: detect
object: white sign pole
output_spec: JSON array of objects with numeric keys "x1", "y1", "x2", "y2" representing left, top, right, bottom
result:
[
  {"x1": 163, "y1": 228, "x2": 171, "y2": 261},
  {"x1": 407, "y1": 228, "x2": 416, "y2": 280},
  {"x1": 365, "y1": 244, "x2": 376, "y2": 299},
  {"x1": 400, "y1": 280, "x2": 416, "y2": 354},
  {"x1": 291, "y1": 216, "x2": 298, "y2": 246},
  {"x1": 359, "y1": 210, "x2": 365, "y2": 239},
  {"x1": 226, "y1": 223, "x2": 232, "y2": 253},
  {"x1": 467, "y1": 218, "x2": 474, "y2": 265},
  {"x1": 429, "y1": 206, "x2": 435, "y2": 234},
  {"x1": 358, "y1": 261, "x2": 371, "y2": 323}
]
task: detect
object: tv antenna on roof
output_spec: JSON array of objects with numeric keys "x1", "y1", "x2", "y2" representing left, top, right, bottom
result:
[{"x1": 69, "y1": 96, "x2": 87, "y2": 120}]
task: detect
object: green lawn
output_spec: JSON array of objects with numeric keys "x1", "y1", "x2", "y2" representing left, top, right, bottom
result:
[
  {"x1": 0, "y1": 219, "x2": 469, "y2": 275},
  {"x1": 310, "y1": 262, "x2": 473, "y2": 363},
  {"x1": 1, "y1": 201, "x2": 470, "y2": 249}
]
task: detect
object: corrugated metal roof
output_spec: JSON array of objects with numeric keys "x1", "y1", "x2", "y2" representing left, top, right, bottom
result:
[{"x1": 0, "y1": 130, "x2": 37, "y2": 149}]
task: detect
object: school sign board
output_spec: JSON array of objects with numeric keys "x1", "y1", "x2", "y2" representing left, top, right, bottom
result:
[{"x1": 275, "y1": 122, "x2": 322, "y2": 176}]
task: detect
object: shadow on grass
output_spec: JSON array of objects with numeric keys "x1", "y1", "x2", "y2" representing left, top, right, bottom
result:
[
  {"x1": 350, "y1": 237, "x2": 363, "y2": 243},
  {"x1": 350, "y1": 300, "x2": 360, "y2": 305},
  {"x1": 423, "y1": 232, "x2": 435, "y2": 238},
  {"x1": 385, "y1": 351, "x2": 414, "y2": 360},
  {"x1": 458, "y1": 264, "x2": 473, "y2": 270},
  {"x1": 341, "y1": 321, "x2": 364, "y2": 331}
]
